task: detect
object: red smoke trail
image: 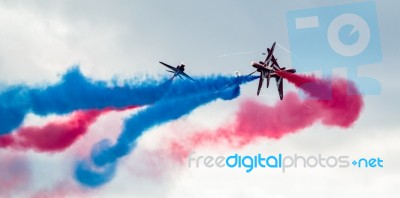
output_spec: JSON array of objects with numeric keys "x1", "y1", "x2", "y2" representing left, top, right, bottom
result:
[
  {"x1": 0, "y1": 106, "x2": 137, "y2": 153},
  {"x1": 168, "y1": 73, "x2": 364, "y2": 161},
  {"x1": 276, "y1": 71, "x2": 363, "y2": 127}
]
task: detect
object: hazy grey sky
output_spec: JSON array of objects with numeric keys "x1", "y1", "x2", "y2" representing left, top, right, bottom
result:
[{"x1": 0, "y1": 0, "x2": 399, "y2": 197}]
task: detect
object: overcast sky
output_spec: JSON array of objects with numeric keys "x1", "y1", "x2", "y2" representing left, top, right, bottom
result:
[{"x1": 0, "y1": 0, "x2": 399, "y2": 197}]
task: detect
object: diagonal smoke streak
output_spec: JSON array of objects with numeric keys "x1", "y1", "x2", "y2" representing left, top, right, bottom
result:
[
  {"x1": 74, "y1": 75, "x2": 257, "y2": 187},
  {"x1": 0, "y1": 66, "x2": 172, "y2": 135},
  {"x1": 0, "y1": 66, "x2": 259, "y2": 190},
  {"x1": 0, "y1": 65, "x2": 363, "y2": 190},
  {"x1": 165, "y1": 73, "x2": 364, "y2": 162},
  {"x1": 0, "y1": 106, "x2": 138, "y2": 153}
]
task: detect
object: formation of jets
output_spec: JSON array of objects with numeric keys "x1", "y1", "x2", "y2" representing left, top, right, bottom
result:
[
  {"x1": 159, "y1": 42, "x2": 296, "y2": 100},
  {"x1": 250, "y1": 42, "x2": 296, "y2": 100}
]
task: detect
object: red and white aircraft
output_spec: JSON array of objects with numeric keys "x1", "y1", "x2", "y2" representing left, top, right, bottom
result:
[{"x1": 250, "y1": 42, "x2": 296, "y2": 100}]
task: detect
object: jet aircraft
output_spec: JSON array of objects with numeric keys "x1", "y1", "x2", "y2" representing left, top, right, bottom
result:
[
  {"x1": 250, "y1": 42, "x2": 296, "y2": 100},
  {"x1": 159, "y1": 61, "x2": 196, "y2": 81}
]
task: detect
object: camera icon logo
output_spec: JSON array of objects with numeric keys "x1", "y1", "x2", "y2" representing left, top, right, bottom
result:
[
  {"x1": 286, "y1": 1, "x2": 382, "y2": 95},
  {"x1": 327, "y1": 13, "x2": 370, "y2": 57}
]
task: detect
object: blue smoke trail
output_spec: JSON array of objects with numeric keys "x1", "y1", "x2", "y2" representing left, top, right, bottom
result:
[
  {"x1": 74, "y1": 75, "x2": 257, "y2": 187},
  {"x1": 0, "y1": 66, "x2": 172, "y2": 135}
]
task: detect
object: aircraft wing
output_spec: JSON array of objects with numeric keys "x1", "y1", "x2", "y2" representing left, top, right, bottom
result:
[
  {"x1": 180, "y1": 72, "x2": 196, "y2": 82},
  {"x1": 266, "y1": 71, "x2": 271, "y2": 88},
  {"x1": 276, "y1": 76, "x2": 283, "y2": 100},
  {"x1": 257, "y1": 71, "x2": 264, "y2": 95},
  {"x1": 159, "y1": 61, "x2": 177, "y2": 71},
  {"x1": 264, "y1": 48, "x2": 272, "y2": 64},
  {"x1": 271, "y1": 55, "x2": 281, "y2": 70},
  {"x1": 264, "y1": 42, "x2": 276, "y2": 64}
]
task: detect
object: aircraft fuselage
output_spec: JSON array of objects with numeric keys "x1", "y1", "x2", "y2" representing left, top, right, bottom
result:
[
  {"x1": 251, "y1": 61, "x2": 273, "y2": 72},
  {"x1": 176, "y1": 64, "x2": 185, "y2": 72}
]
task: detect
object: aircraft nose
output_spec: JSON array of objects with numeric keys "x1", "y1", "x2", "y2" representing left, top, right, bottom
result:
[{"x1": 251, "y1": 61, "x2": 257, "y2": 66}]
